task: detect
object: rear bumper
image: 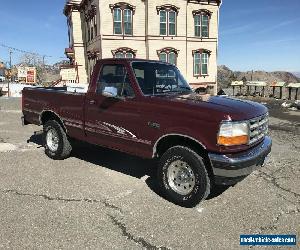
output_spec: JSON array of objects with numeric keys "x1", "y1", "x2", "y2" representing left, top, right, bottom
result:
[{"x1": 208, "y1": 136, "x2": 272, "y2": 185}]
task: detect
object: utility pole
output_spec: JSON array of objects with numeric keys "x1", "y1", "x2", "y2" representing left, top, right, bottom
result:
[{"x1": 8, "y1": 49, "x2": 13, "y2": 97}]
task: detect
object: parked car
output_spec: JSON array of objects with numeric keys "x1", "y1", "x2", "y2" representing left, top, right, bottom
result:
[
  {"x1": 0, "y1": 76, "x2": 5, "y2": 82},
  {"x1": 22, "y1": 59, "x2": 272, "y2": 207}
]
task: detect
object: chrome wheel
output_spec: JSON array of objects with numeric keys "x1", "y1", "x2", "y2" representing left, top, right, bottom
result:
[
  {"x1": 167, "y1": 160, "x2": 196, "y2": 195},
  {"x1": 46, "y1": 128, "x2": 59, "y2": 152}
]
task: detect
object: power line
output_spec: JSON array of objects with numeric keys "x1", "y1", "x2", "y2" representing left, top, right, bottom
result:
[{"x1": 0, "y1": 43, "x2": 66, "y2": 59}]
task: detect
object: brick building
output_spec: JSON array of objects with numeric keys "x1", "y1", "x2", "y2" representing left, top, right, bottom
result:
[{"x1": 64, "y1": 0, "x2": 221, "y2": 94}]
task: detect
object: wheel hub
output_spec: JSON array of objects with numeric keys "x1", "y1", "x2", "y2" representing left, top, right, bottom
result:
[
  {"x1": 167, "y1": 160, "x2": 195, "y2": 195},
  {"x1": 46, "y1": 128, "x2": 59, "y2": 152}
]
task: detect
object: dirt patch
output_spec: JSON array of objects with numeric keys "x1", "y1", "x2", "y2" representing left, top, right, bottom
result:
[
  {"x1": 239, "y1": 96, "x2": 300, "y2": 123},
  {"x1": 0, "y1": 143, "x2": 17, "y2": 152}
]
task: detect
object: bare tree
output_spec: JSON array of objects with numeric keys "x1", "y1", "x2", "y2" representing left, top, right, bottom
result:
[{"x1": 19, "y1": 53, "x2": 45, "y2": 84}]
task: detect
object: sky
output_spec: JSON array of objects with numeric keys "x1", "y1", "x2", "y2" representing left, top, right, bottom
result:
[
  {"x1": 0, "y1": 0, "x2": 68, "y2": 66},
  {"x1": 0, "y1": 0, "x2": 299, "y2": 72},
  {"x1": 219, "y1": 0, "x2": 300, "y2": 72}
]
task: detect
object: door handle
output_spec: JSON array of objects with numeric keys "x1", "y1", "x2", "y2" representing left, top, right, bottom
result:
[{"x1": 89, "y1": 100, "x2": 96, "y2": 105}]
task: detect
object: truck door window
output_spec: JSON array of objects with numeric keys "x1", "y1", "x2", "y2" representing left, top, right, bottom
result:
[
  {"x1": 132, "y1": 62, "x2": 192, "y2": 95},
  {"x1": 97, "y1": 64, "x2": 135, "y2": 97}
]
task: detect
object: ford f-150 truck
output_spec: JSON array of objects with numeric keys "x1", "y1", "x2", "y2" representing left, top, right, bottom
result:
[{"x1": 22, "y1": 59, "x2": 272, "y2": 207}]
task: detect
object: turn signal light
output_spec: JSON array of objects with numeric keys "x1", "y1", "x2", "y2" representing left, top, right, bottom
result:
[
  {"x1": 217, "y1": 135, "x2": 249, "y2": 146},
  {"x1": 217, "y1": 121, "x2": 249, "y2": 146}
]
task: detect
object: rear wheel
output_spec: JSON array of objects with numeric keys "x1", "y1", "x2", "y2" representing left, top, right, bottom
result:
[
  {"x1": 158, "y1": 146, "x2": 210, "y2": 207},
  {"x1": 43, "y1": 120, "x2": 72, "y2": 160}
]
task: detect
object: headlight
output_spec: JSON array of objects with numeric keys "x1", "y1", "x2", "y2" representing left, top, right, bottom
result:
[{"x1": 217, "y1": 121, "x2": 249, "y2": 146}]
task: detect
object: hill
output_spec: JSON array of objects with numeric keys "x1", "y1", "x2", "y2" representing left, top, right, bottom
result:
[{"x1": 217, "y1": 65, "x2": 300, "y2": 89}]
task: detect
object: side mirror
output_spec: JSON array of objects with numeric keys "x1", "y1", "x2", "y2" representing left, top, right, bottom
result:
[{"x1": 102, "y1": 86, "x2": 118, "y2": 98}]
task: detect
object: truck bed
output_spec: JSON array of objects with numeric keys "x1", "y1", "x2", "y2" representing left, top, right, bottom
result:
[{"x1": 22, "y1": 87, "x2": 86, "y2": 139}]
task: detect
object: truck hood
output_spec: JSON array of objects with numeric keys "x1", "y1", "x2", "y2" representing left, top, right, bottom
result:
[{"x1": 156, "y1": 93, "x2": 268, "y2": 121}]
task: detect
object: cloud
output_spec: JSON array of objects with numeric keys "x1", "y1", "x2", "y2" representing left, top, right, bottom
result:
[
  {"x1": 257, "y1": 17, "x2": 300, "y2": 34},
  {"x1": 220, "y1": 22, "x2": 260, "y2": 36},
  {"x1": 251, "y1": 37, "x2": 300, "y2": 46},
  {"x1": 230, "y1": 6, "x2": 283, "y2": 16}
]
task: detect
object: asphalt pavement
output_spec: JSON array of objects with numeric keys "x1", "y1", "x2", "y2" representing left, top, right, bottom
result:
[{"x1": 0, "y1": 97, "x2": 299, "y2": 249}]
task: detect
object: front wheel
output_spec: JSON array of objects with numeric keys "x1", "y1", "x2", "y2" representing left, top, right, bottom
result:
[
  {"x1": 43, "y1": 120, "x2": 72, "y2": 160},
  {"x1": 158, "y1": 146, "x2": 211, "y2": 207}
]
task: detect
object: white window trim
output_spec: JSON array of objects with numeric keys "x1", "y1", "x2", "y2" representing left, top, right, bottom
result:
[
  {"x1": 194, "y1": 52, "x2": 209, "y2": 76},
  {"x1": 159, "y1": 10, "x2": 177, "y2": 36},
  {"x1": 194, "y1": 13, "x2": 209, "y2": 38}
]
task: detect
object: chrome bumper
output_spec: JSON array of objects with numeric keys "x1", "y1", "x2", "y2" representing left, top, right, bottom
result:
[{"x1": 209, "y1": 136, "x2": 272, "y2": 184}]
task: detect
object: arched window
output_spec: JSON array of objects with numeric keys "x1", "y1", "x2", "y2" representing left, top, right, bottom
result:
[
  {"x1": 110, "y1": 3, "x2": 135, "y2": 35},
  {"x1": 193, "y1": 10, "x2": 212, "y2": 38},
  {"x1": 112, "y1": 47, "x2": 137, "y2": 58},
  {"x1": 157, "y1": 48, "x2": 179, "y2": 65},
  {"x1": 156, "y1": 5, "x2": 180, "y2": 36},
  {"x1": 193, "y1": 49, "x2": 211, "y2": 76}
]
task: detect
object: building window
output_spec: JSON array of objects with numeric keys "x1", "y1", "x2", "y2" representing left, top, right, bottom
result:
[
  {"x1": 124, "y1": 9, "x2": 132, "y2": 35},
  {"x1": 157, "y1": 48, "x2": 179, "y2": 65},
  {"x1": 110, "y1": 3, "x2": 135, "y2": 36},
  {"x1": 113, "y1": 8, "x2": 122, "y2": 34},
  {"x1": 112, "y1": 47, "x2": 137, "y2": 58},
  {"x1": 157, "y1": 5, "x2": 179, "y2": 36},
  {"x1": 193, "y1": 49, "x2": 211, "y2": 76},
  {"x1": 193, "y1": 10, "x2": 212, "y2": 38},
  {"x1": 159, "y1": 11, "x2": 167, "y2": 36},
  {"x1": 115, "y1": 52, "x2": 133, "y2": 58}
]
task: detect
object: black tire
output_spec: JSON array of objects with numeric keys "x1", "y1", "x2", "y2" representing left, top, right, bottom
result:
[
  {"x1": 158, "y1": 146, "x2": 211, "y2": 207},
  {"x1": 43, "y1": 120, "x2": 72, "y2": 160}
]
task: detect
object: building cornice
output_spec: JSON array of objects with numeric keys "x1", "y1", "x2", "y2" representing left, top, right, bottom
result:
[
  {"x1": 192, "y1": 49, "x2": 212, "y2": 55},
  {"x1": 157, "y1": 47, "x2": 180, "y2": 56},
  {"x1": 109, "y1": 2, "x2": 136, "y2": 14},
  {"x1": 156, "y1": 4, "x2": 180, "y2": 14},
  {"x1": 192, "y1": 9, "x2": 213, "y2": 17},
  {"x1": 188, "y1": 0, "x2": 221, "y2": 6},
  {"x1": 111, "y1": 47, "x2": 137, "y2": 57}
]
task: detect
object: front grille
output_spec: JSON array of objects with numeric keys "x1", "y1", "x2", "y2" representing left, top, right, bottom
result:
[{"x1": 249, "y1": 113, "x2": 269, "y2": 145}]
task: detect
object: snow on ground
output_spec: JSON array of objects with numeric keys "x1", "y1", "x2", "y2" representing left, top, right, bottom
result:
[{"x1": 0, "y1": 83, "x2": 37, "y2": 97}]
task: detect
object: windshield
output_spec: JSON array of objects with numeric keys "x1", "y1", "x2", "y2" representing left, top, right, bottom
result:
[{"x1": 132, "y1": 62, "x2": 192, "y2": 96}]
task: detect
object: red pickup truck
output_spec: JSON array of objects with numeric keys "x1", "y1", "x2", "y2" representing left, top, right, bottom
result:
[{"x1": 22, "y1": 59, "x2": 271, "y2": 207}]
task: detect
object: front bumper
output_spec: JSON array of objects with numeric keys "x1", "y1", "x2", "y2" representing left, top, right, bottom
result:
[{"x1": 208, "y1": 136, "x2": 272, "y2": 185}]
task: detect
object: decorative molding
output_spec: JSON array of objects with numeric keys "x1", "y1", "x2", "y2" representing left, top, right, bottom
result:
[
  {"x1": 156, "y1": 47, "x2": 180, "y2": 56},
  {"x1": 192, "y1": 48, "x2": 212, "y2": 55},
  {"x1": 109, "y1": 2, "x2": 136, "y2": 14},
  {"x1": 188, "y1": 0, "x2": 221, "y2": 6},
  {"x1": 111, "y1": 47, "x2": 137, "y2": 57},
  {"x1": 87, "y1": 49, "x2": 100, "y2": 59},
  {"x1": 85, "y1": 5, "x2": 97, "y2": 21},
  {"x1": 64, "y1": 3, "x2": 81, "y2": 16},
  {"x1": 156, "y1": 4, "x2": 180, "y2": 14},
  {"x1": 65, "y1": 48, "x2": 75, "y2": 61},
  {"x1": 192, "y1": 9, "x2": 212, "y2": 17}
]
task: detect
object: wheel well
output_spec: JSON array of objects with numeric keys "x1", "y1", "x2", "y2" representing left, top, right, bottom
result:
[
  {"x1": 155, "y1": 135, "x2": 214, "y2": 177},
  {"x1": 40, "y1": 111, "x2": 66, "y2": 131}
]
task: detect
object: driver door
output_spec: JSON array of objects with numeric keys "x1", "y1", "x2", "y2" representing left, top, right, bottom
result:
[{"x1": 84, "y1": 63, "x2": 149, "y2": 155}]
